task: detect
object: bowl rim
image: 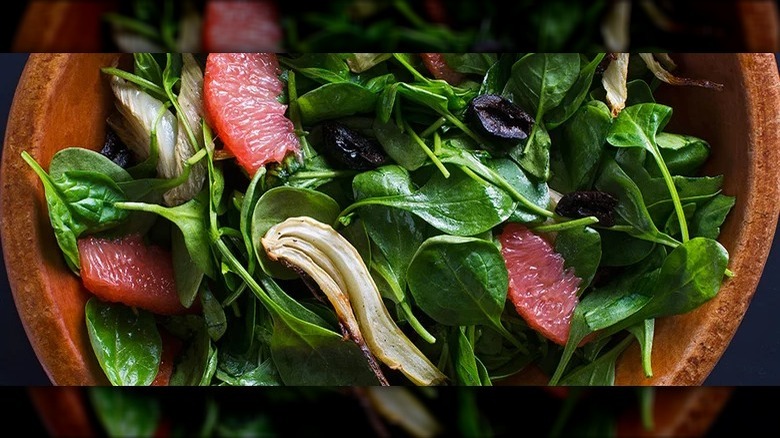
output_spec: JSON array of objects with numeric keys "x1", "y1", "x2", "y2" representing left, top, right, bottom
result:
[{"x1": 2, "y1": 53, "x2": 779, "y2": 386}]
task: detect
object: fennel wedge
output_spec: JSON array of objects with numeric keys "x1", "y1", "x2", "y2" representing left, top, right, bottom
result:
[{"x1": 262, "y1": 216, "x2": 447, "y2": 386}]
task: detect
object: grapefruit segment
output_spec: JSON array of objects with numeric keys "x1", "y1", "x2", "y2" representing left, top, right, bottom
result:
[
  {"x1": 204, "y1": 53, "x2": 300, "y2": 176},
  {"x1": 78, "y1": 234, "x2": 188, "y2": 316},
  {"x1": 420, "y1": 53, "x2": 465, "y2": 85},
  {"x1": 202, "y1": 0, "x2": 283, "y2": 52},
  {"x1": 499, "y1": 223, "x2": 581, "y2": 346}
]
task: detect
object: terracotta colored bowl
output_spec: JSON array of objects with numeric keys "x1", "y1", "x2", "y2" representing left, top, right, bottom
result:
[{"x1": 2, "y1": 54, "x2": 780, "y2": 386}]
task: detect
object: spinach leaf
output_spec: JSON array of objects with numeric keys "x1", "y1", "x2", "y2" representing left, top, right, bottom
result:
[
  {"x1": 594, "y1": 156, "x2": 679, "y2": 248},
  {"x1": 546, "y1": 53, "x2": 605, "y2": 128},
  {"x1": 133, "y1": 53, "x2": 164, "y2": 90},
  {"x1": 298, "y1": 82, "x2": 377, "y2": 124},
  {"x1": 479, "y1": 54, "x2": 516, "y2": 96},
  {"x1": 598, "y1": 229, "x2": 656, "y2": 267},
  {"x1": 116, "y1": 190, "x2": 215, "y2": 278},
  {"x1": 201, "y1": 284, "x2": 227, "y2": 342},
  {"x1": 504, "y1": 53, "x2": 581, "y2": 179},
  {"x1": 558, "y1": 335, "x2": 634, "y2": 386},
  {"x1": 650, "y1": 133, "x2": 711, "y2": 177},
  {"x1": 23, "y1": 152, "x2": 130, "y2": 273},
  {"x1": 345, "y1": 165, "x2": 515, "y2": 236},
  {"x1": 240, "y1": 168, "x2": 267, "y2": 275},
  {"x1": 373, "y1": 118, "x2": 428, "y2": 171},
  {"x1": 690, "y1": 194, "x2": 736, "y2": 239},
  {"x1": 89, "y1": 387, "x2": 160, "y2": 438},
  {"x1": 443, "y1": 53, "x2": 496, "y2": 75},
  {"x1": 558, "y1": 100, "x2": 612, "y2": 191},
  {"x1": 171, "y1": 226, "x2": 204, "y2": 308},
  {"x1": 167, "y1": 316, "x2": 213, "y2": 386},
  {"x1": 251, "y1": 186, "x2": 341, "y2": 279},
  {"x1": 407, "y1": 235, "x2": 510, "y2": 337},
  {"x1": 555, "y1": 226, "x2": 602, "y2": 292},
  {"x1": 49, "y1": 147, "x2": 133, "y2": 183},
  {"x1": 85, "y1": 298, "x2": 161, "y2": 386},
  {"x1": 637, "y1": 237, "x2": 728, "y2": 319},
  {"x1": 607, "y1": 103, "x2": 690, "y2": 242},
  {"x1": 450, "y1": 326, "x2": 490, "y2": 386},
  {"x1": 627, "y1": 318, "x2": 655, "y2": 377}
]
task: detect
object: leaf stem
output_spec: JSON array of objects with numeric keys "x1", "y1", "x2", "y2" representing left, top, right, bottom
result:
[
  {"x1": 404, "y1": 120, "x2": 450, "y2": 178},
  {"x1": 532, "y1": 216, "x2": 599, "y2": 233},
  {"x1": 651, "y1": 150, "x2": 690, "y2": 242},
  {"x1": 421, "y1": 116, "x2": 446, "y2": 138}
]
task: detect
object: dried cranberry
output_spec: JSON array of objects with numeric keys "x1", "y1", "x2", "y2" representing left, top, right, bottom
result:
[
  {"x1": 321, "y1": 121, "x2": 388, "y2": 170},
  {"x1": 555, "y1": 190, "x2": 619, "y2": 227},
  {"x1": 466, "y1": 94, "x2": 535, "y2": 148},
  {"x1": 100, "y1": 130, "x2": 133, "y2": 168}
]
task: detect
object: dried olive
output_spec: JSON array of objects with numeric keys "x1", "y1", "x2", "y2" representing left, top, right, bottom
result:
[
  {"x1": 321, "y1": 121, "x2": 388, "y2": 170},
  {"x1": 555, "y1": 190, "x2": 619, "y2": 227},
  {"x1": 465, "y1": 94, "x2": 535, "y2": 148},
  {"x1": 100, "y1": 129, "x2": 133, "y2": 168}
]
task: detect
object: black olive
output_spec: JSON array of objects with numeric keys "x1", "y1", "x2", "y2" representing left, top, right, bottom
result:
[
  {"x1": 465, "y1": 94, "x2": 535, "y2": 148},
  {"x1": 320, "y1": 121, "x2": 388, "y2": 170},
  {"x1": 555, "y1": 190, "x2": 619, "y2": 227},
  {"x1": 100, "y1": 130, "x2": 133, "y2": 169}
]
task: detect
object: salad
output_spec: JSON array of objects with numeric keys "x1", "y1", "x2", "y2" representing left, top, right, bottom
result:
[
  {"x1": 23, "y1": 52, "x2": 733, "y2": 387},
  {"x1": 104, "y1": 0, "x2": 759, "y2": 52}
]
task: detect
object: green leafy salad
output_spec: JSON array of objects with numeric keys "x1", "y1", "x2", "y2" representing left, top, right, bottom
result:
[{"x1": 23, "y1": 52, "x2": 734, "y2": 386}]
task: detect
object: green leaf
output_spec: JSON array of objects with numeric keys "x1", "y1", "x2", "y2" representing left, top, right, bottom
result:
[
  {"x1": 559, "y1": 100, "x2": 612, "y2": 191},
  {"x1": 546, "y1": 53, "x2": 605, "y2": 128},
  {"x1": 690, "y1": 195, "x2": 736, "y2": 239},
  {"x1": 298, "y1": 82, "x2": 378, "y2": 124},
  {"x1": 555, "y1": 226, "x2": 602, "y2": 292},
  {"x1": 627, "y1": 319, "x2": 655, "y2": 378},
  {"x1": 85, "y1": 298, "x2": 161, "y2": 386},
  {"x1": 558, "y1": 336, "x2": 634, "y2": 385},
  {"x1": 407, "y1": 235, "x2": 509, "y2": 330},
  {"x1": 373, "y1": 118, "x2": 428, "y2": 171},
  {"x1": 89, "y1": 387, "x2": 160, "y2": 438},
  {"x1": 49, "y1": 147, "x2": 132, "y2": 183}
]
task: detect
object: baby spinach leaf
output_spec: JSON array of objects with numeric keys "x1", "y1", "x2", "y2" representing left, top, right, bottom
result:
[
  {"x1": 251, "y1": 186, "x2": 341, "y2": 279},
  {"x1": 373, "y1": 118, "x2": 428, "y2": 171},
  {"x1": 607, "y1": 103, "x2": 690, "y2": 242},
  {"x1": 598, "y1": 229, "x2": 656, "y2": 267},
  {"x1": 407, "y1": 235, "x2": 509, "y2": 331},
  {"x1": 504, "y1": 53, "x2": 580, "y2": 179},
  {"x1": 558, "y1": 335, "x2": 634, "y2": 385},
  {"x1": 168, "y1": 316, "x2": 213, "y2": 386},
  {"x1": 594, "y1": 156, "x2": 679, "y2": 248},
  {"x1": 439, "y1": 145, "x2": 553, "y2": 221},
  {"x1": 690, "y1": 194, "x2": 736, "y2": 239},
  {"x1": 171, "y1": 226, "x2": 204, "y2": 308},
  {"x1": 133, "y1": 53, "x2": 164, "y2": 90},
  {"x1": 345, "y1": 165, "x2": 515, "y2": 236},
  {"x1": 559, "y1": 100, "x2": 612, "y2": 191},
  {"x1": 649, "y1": 133, "x2": 711, "y2": 177},
  {"x1": 201, "y1": 284, "x2": 227, "y2": 342},
  {"x1": 555, "y1": 226, "x2": 602, "y2": 293},
  {"x1": 450, "y1": 326, "x2": 489, "y2": 386},
  {"x1": 23, "y1": 152, "x2": 131, "y2": 273},
  {"x1": 639, "y1": 237, "x2": 728, "y2": 319},
  {"x1": 89, "y1": 387, "x2": 160, "y2": 438},
  {"x1": 85, "y1": 298, "x2": 161, "y2": 386},
  {"x1": 546, "y1": 53, "x2": 605, "y2": 129},
  {"x1": 240, "y1": 167, "x2": 267, "y2": 275},
  {"x1": 479, "y1": 54, "x2": 516, "y2": 96},
  {"x1": 49, "y1": 147, "x2": 133, "y2": 183},
  {"x1": 505, "y1": 53, "x2": 581, "y2": 117},
  {"x1": 298, "y1": 82, "x2": 377, "y2": 124},
  {"x1": 627, "y1": 318, "x2": 655, "y2": 377},
  {"x1": 443, "y1": 53, "x2": 496, "y2": 75}
]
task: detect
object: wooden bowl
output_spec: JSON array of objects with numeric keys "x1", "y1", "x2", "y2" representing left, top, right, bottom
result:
[{"x1": 2, "y1": 54, "x2": 779, "y2": 386}]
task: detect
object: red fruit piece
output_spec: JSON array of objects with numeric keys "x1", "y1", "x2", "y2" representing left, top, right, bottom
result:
[
  {"x1": 151, "y1": 329, "x2": 183, "y2": 387},
  {"x1": 202, "y1": 0, "x2": 283, "y2": 52},
  {"x1": 204, "y1": 53, "x2": 300, "y2": 176},
  {"x1": 420, "y1": 53, "x2": 465, "y2": 85},
  {"x1": 78, "y1": 234, "x2": 188, "y2": 316},
  {"x1": 499, "y1": 223, "x2": 581, "y2": 346}
]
